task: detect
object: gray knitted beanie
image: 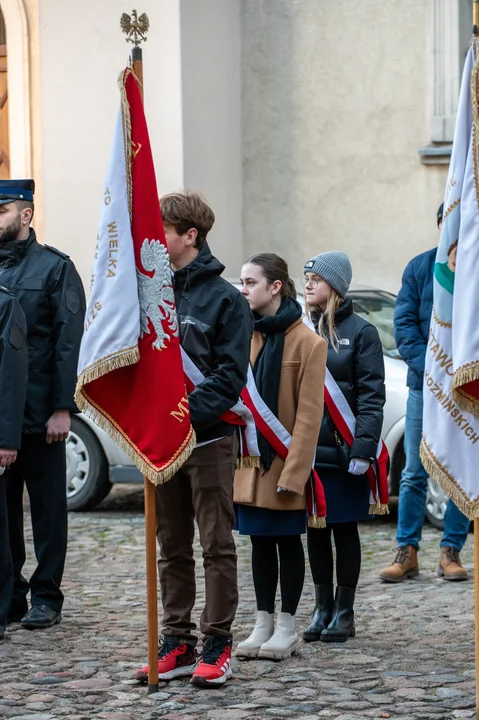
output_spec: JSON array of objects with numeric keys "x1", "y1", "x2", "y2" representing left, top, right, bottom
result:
[{"x1": 303, "y1": 251, "x2": 352, "y2": 298}]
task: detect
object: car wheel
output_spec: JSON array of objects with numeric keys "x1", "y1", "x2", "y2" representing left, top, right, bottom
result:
[
  {"x1": 425, "y1": 478, "x2": 448, "y2": 530},
  {"x1": 66, "y1": 416, "x2": 112, "y2": 512}
]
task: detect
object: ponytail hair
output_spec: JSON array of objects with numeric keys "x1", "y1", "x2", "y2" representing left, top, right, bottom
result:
[{"x1": 247, "y1": 253, "x2": 297, "y2": 299}]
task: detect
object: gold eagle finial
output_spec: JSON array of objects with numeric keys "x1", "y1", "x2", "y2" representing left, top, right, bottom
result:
[{"x1": 120, "y1": 10, "x2": 150, "y2": 46}]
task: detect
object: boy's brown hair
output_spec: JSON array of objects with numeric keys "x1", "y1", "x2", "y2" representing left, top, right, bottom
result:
[{"x1": 160, "y1": 191, "x2": 215, "y2": 250}]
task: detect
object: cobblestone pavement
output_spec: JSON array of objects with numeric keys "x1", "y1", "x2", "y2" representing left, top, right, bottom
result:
[{"x1": 0, "y1": 486, "x2": 477, "y2": 720}]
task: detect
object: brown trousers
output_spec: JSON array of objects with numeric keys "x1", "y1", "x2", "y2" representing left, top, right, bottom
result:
[{"x1": 155, "y1": 434, "x2": 239, "y2": 646}]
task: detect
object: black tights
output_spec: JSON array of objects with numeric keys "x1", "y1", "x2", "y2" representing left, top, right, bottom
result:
[
  {"x1": 307, "y1": 522, "x2": 361, "y2": 588},
  {"x1": 251, "y1": 535, "x2": 305, "y2": 615}
]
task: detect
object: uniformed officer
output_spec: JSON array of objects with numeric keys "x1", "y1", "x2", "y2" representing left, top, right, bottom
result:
[
  {"x1": 0, "y1": 287, "x2": 28, "y2": 641},
  {"x1": 0, "y1": 179, "x2": 86, "y2": 630}
]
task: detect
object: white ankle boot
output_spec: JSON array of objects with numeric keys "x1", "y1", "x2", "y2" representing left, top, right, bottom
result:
[
  {"x1": 258, "y1": 612, "x2": 300, "y2": 660},
  {"x1": 235, "y1": 611, "x2": 274, "y2": 658}
]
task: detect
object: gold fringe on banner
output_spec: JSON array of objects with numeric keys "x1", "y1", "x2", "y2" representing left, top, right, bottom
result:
[
  {"x1": 75, "y1": 346, "x2": 140, "y2": 391},
  {"x1": 420, "y1": 438, "x2": 479, "y2": 521},
  {"x1": 308, "y1": 516, "x2": 326, "y2": 529},
  {"x1": 472, "y1": 36, "x2": 479, "y2": 222},
  {"x1": 76, "y1": 387, "x2": 196, "y2": 486}
]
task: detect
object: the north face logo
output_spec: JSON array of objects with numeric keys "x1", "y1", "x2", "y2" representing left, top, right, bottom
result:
[{"x1": 339, "y1": 338, "x2": 350, "y2": 346}]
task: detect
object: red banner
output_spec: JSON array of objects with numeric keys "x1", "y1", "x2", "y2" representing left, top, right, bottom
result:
[{"x1": 76, "y1": 70, "x2": 195, "y2": 483}]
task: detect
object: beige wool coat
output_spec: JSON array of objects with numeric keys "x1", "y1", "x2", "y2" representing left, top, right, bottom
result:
[{"x1": 234, "y1": 318, "x2": 327, "y2": 512}]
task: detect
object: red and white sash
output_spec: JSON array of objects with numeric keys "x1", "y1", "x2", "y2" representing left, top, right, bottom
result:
[
  {"x1": 324, "y1": 367, "x2": 389, "y2": 514},
  {"x1": 181, "y1": 348, "x2": 326, "y2": 527},
  {"x1": 180, "y1": 348, "x2": 260, "y2": 466}
]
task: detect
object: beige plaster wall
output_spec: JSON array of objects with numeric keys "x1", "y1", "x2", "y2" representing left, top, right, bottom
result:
[
  {"x1": 241, "y1": 0, "x2": 448, "y2": 293},
  {"x1": 24, "y1": 0, "x2": 42, "y2": 237},
  {"x1": 38, "y1": 0, "x2": 185, "y2": 286},
  {"x1": 180, "y1": 0, "x2": 243, "y2": 276}
]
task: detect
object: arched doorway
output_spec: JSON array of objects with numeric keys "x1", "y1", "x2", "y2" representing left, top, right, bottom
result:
[
  {"x1": 0, "y1": 0, "x2": 31, "y2": 178},
  {"x1": 0, "y1": 7, "x2": 8, "y2": 179}
]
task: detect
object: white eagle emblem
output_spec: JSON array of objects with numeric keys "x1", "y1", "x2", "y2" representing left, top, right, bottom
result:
[{"x1": 136, "y1": 239, "x2": 178, "y2": 351}]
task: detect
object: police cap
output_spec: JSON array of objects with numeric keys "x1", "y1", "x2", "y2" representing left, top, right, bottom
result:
[{"x1": 0, "y1": 179, "x2": 35, "y2": 205}]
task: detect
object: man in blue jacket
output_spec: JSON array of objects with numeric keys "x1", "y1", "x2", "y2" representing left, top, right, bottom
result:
[{"x1": 380, "y1": 203, "x2": 470, "y2": 583}]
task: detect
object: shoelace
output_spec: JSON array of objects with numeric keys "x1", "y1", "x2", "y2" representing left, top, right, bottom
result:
[
  {"x1": 158, "y1": 640, "x2": 183, "y2": 659},
  {"x1": 201, "y1": 638, "x2": 230, "y2": 664},
  {"x1": 393, "y1": 547, "x2": 409, "y2": 566},
  {"x1": 445, "y1": 547, "x2": 462, "y2": 566}
]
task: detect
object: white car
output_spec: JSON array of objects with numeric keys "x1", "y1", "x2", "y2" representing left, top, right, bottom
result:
[{"x1": 66, "y1": 284, "x2": 448, "y2": 528}]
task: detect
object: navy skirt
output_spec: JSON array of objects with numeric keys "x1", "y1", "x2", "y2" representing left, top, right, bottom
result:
[
  {"x1": 319, "y1": 468, "x2": 372, "y2": 523},
  {"x1": 235, "y1": 504, "x2": 307, "y2": 536}
]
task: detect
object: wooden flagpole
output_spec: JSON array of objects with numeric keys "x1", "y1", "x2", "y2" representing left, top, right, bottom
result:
[{"x1": 121, "y1": 10, "x2": 158, "y2": 695}]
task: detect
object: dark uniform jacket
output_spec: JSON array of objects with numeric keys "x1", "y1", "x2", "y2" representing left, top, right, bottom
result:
[
  {"x1": 0, "y1": 230, "x2": 86, "y2": 434},
  {"x1": 173, "y1": 242, "x2": 254, "y2": 444},
  {"x1": 0, "y1": 288, "x2": 28, "y2": 449},
  {"x1": 394, "y1": 248, "x2": 436, "y2": 390},
  {"x1": 313, "y1": 299, "x2": 386, "y2": 469}
]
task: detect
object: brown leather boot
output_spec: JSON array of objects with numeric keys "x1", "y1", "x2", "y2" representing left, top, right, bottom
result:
[
  {"x1": 438, "y1": 547, "x2": 469, "y2": 581},
  {"x1": 379, "y1": 546, "x2": 419, "y2": 583}
]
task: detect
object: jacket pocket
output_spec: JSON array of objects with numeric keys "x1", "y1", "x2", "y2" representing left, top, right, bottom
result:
[
  {"x1": 66, "y1": 287, "x2": 81, "y2": 314},
  {"x1": 9, "y1": 323, "x2": 26, "y2": 350}
]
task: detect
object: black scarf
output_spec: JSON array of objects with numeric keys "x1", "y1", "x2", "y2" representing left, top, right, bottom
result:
[{"x1": 252, "y1": 296, "x2": 302, "y2": 471}]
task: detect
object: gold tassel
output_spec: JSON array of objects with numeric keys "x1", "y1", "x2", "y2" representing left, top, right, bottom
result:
[
  {"x1": 237, "y1": 455, "x2": 261, "y2": 469},
  {"x1": 118, "y1": 69, "x2": 134, "y2": 219},
  {"x1": 369, "y1": 503, "x2": 390, "y2": 516},
  {"x1": 308, "y1": 515, "x2": 326, "y2": 529},
  {"x1": 420, "y1": 439, "x2": 479, "y2": 520}
]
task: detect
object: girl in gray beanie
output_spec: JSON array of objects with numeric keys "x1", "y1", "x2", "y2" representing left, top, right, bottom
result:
[
  {"x1": 302, "y1": 251, "x2": 352, "y2": 349},
  {"x1": 301, "y1": 251, "x2": 386, "y2": 643}
]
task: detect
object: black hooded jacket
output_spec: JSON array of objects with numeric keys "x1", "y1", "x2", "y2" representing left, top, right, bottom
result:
[
  {"x1": 173, "y1": 243, "x2": 254, "y2": 443},
  {"x1": 0, "y1": 230, "x2": 86, "y2": 434},
  {"x1": 313, "y1": 299, "x2": 386, "y2": 468}
]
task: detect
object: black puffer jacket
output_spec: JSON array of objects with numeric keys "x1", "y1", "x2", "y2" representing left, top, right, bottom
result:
[
  {"x1": 174, "y1": 243, "x2": 254, "y2": 443},
  {"x1": 0, "y1": 287, "x2": 28, "y2": 449},
  {"x1": 313, "y1": 299, "x2": 385, "y2": 468},
  {"x1": 0, "y1": 230, "x2": 86, "y2": 433}
]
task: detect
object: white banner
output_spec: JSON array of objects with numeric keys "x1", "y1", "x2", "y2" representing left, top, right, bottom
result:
[
  {"x1": 421, "y1": 43, "x2": 479, "y2": 519},
  {"x1": 77, "y1": 107, "x2": 140, "y2": 382}
]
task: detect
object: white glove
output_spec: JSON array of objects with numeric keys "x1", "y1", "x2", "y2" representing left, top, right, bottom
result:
[
  {"x1": 348, "y1": 458, "x2": 370, "y2": 476},
  {"x1": 277, "y1": 486, "x2": 291, "y2": 493}
]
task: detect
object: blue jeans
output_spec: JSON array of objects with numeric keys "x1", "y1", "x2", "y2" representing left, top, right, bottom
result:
[{"x1": 396, "y1": 388, "x2": 470, "y2": 551}]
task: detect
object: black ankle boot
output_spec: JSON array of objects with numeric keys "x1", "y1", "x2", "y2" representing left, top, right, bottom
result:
[
  {"x1": 302, "y1": 585, "x2": 334, "y2": 642},
  {"x1": 320, "y1": 586, "x2": 355, "y2": 643}
]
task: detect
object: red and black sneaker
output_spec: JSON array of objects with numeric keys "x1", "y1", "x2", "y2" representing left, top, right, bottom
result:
[
  {"x1": 190, "y1": 636, "x2": 233, "y2": 687},
  {"x1": 136, "y1": 636, "x2": 197, "y2": 683}
]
